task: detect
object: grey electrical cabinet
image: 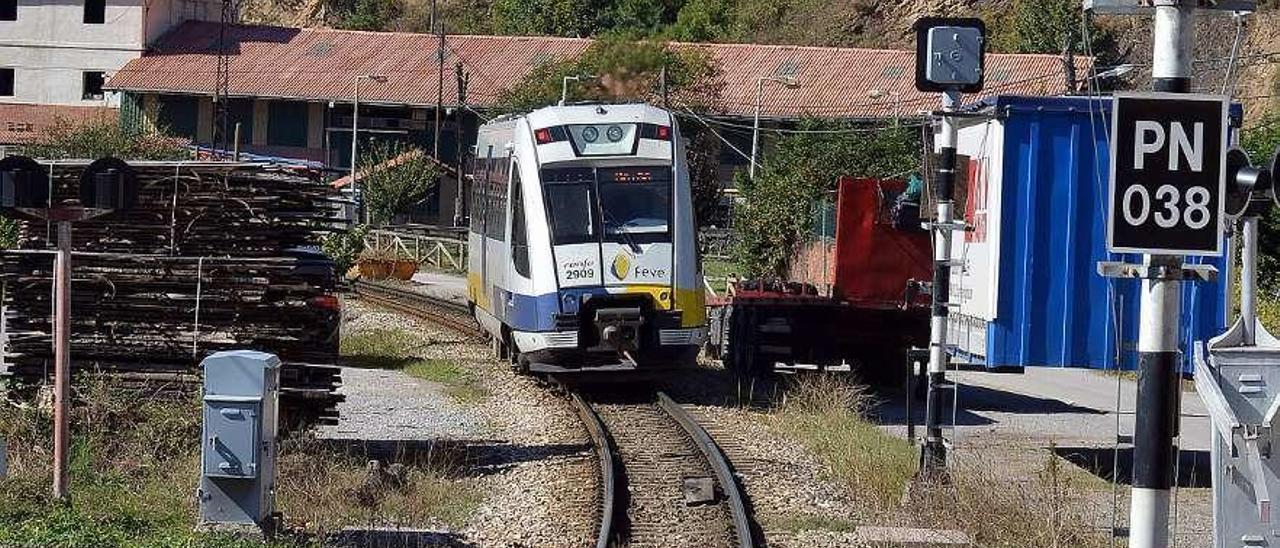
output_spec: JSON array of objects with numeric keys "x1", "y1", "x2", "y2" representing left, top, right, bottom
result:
[
  {"x1": 198, "y1": 350, "x2": 280, "y2": 533},
  {"x1": 1197, "y1": 320, "x2": 1280, "y2": 547}
]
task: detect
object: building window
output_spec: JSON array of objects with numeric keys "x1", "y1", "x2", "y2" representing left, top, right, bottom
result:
[
  {"x1": 267, "y1": 101, "x2": 309, "y2": 147},
  {"x1": 0, "y1": 69, "x2": 12, "y2": 97},
  {"x1": 82, "y1": 71, "x2": 105, "y2": 100},
  {"x1": 83, "y1": 0, "x2": 104, "y2": 23},
  {"x1": 0, "y1": 0, "x2": 15, "y2": 21}
]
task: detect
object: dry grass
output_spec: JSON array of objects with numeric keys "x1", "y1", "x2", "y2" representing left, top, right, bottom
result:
[
  {"x1": 276, "y1": 435, "x2": 480, "y2": 534},
  {"x1": 772, "y1": 374, "x2": 916, "y2": 512},
  {"x1": 0, "y1": 374, "x2": 479, "y2": 547},
  {"x1": 770, "y1": 374, "x2": 1115, "y2": 547}
]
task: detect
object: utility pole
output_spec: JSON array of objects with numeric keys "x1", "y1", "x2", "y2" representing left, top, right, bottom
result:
[
  {"x1": 453, "y1": 62, "x2": 468, "y2": 228},
  {"x1": 660, "y1": 65, "x2": 669, "y2": 109},
  {"x1": 213, "y1": 0, "x2": 232, "y2": 156},
  {"x1": 434, "y1": 22, "x2": 445, "y2": 161}
]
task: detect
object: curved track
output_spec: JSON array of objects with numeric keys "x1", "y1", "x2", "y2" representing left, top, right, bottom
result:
[
  {"x1": 353, "y1": 279, "x2": 481, "y2": 338},
  {"x1": 569, "y1": 389, "x2": 756, "y2": 548}
]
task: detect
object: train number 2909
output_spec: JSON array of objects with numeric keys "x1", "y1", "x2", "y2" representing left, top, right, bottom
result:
[{"x1": 565, "y1": 268, "x2": 595, "y2": 280}]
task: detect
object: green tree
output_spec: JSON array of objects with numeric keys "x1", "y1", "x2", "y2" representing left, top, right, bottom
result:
[
  {"x1": 491, "y1": 0, "x2": 610, "y2": 37},
  {"x1": 359, "y1": 141, "x2": 442, "y2": 225},
  {"x1": 733, "y1": 122, "x2": 919, "y2": 277},
  {"x1": 500, "y1": 36, "x2": 723, "y2": 112},
  {"x1": 987, "y1": 0, "x2": 1112, "y2": 57},
  {"x1": 329, "y1": 0, "x2": 403, "y2": 30},
  {"x1": 669, "y1": 0, "x2": 737, "y2": 42}
]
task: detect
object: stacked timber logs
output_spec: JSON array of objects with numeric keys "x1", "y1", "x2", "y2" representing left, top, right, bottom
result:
[{"x1": 1, "y1": 161, "x2": 345, "y2": 426}]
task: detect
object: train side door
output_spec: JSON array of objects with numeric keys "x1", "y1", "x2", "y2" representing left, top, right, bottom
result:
[
  {"x1": 506, "y1": 160, "x2": 531, "y2": 321},
  {"x1": 479, "y1": 145, "x2": 493, "y2": 294}
]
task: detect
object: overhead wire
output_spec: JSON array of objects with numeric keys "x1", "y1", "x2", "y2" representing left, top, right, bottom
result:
[{"x1": 1080, "y1": 9, "x2": 1126, "y2": 541}]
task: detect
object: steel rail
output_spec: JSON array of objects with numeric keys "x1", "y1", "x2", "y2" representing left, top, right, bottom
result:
[
  {"x1": 567, "y1": 392, "x2": 618, "y2": 548},
  {"x1": 656, "y1": 391, "x2": 756, "y2": 548},
  {"x1": 353, "y1": 279, "x2": 480, "y2": 337}
]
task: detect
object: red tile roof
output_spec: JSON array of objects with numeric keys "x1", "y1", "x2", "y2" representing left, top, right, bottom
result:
[
  {"x1": 107, "y1": 22, "x2": 1088, "y2": 119},
  {"x1": 692, "y1": 43, "x2": 1086, "y2": 119},
  {"x1": 0, "y1": 103, "x2": 118, "y2": 145}
]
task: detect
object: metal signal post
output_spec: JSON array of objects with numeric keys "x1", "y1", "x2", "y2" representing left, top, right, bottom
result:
[
  {"x1": 1132, "y1": 7, "x2": 1195, "y2": 544},
  {"x1": 922, "y1": 89, "x2": 962, "y2": 476},
  {"x1": 911, "y1": 16, "x2": 986, "y2": 479},
  {"x1": 1087, "y1": 2, "x2": 1254, "y2": 546}
]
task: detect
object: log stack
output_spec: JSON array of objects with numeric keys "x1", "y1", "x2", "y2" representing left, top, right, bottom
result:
[{"x1": 1, "y1": 161, "x2": 346, "y2": 426}]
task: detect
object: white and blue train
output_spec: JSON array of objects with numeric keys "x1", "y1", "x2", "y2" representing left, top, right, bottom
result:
[{"x1": 465, "y1": 103, "x2": 707, "y2": 373}]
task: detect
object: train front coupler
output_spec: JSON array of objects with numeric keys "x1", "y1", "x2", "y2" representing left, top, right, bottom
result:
[{"x1": 594, "y1": 307, "x2": 644, "y2": 365}]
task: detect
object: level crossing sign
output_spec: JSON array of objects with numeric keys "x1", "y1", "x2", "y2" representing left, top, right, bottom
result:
[{"x1": 1107, "y1": 92, "x2": 1229, "y2": 256}]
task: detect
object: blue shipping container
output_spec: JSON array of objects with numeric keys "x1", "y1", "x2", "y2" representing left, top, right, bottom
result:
[{"x1": 947, "y1": 95, "x2": 1231, "y2": 373}]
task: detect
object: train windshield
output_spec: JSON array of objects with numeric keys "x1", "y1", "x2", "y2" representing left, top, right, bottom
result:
[
  {"x1": 542, "y1": 167, "x2": 597, "y2": 245},
  {"x1": 598, "y1": 167, "x2": 671, "y2": 236},
  {"x1": 541, "y1": 165, "x2": 673, "y2": 245}
]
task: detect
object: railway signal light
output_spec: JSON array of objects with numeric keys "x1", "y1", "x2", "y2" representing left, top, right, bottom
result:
[
  {"x1": 80, "y1": 157, "x2": 139, "y2": 211},
  {"x1": 0, "y1": 156, "x2": 139, "y2": 502},
  {"x1": 1223, "y1": 147, "x2": 1275, "y2": 219},
  {"x1": 0, "y1": 155, "x2": 49, "y2": 210}
]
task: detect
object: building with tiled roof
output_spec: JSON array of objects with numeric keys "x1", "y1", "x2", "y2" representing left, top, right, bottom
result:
[{"x1": 104, "y1": 21, "x2": 1088, "y2": 224}]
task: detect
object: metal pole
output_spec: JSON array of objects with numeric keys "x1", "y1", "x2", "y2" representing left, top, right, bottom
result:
[
  {"x1": 921, "y1": 89, "x2": 961, "y2": 478},
  {"x1": 893, "y1": 92, "x2": 901, "y2": 127},
  {"x1": 750, "y1": 78, "x2": 764, "y2": 181},
  {"x1": 232, "y1": 122, "x2": 241, "y2": 161},
  {"x1": 1242, "y1": 216, "x2": 1258, "y2": 345},
  {"x1": 52, "y1": 220, "x2": 71, "y2": 501},
  {"x1": 351, "y1": 77, "x2": 361, "y2": 224},
  {"x1": 453, "y1": 62, "x2": 467, "y2": 228},
  {"x1": 434, "y1": 23, "x2": 444, "y2": 161},
  {"x1": 1129, "y1": 4, "x2": 1194, "y2": 547}
]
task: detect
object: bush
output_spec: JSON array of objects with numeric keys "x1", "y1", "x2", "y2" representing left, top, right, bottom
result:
[
  {"x1": 499, "y1": 35, "x2": 722, "y2": 112},
  {"x1": 21, "y1": 116, "x2": 190, "y2": 161},
  {"x1": 322, "y1": 223, "x2": 369, "y2": 275}
]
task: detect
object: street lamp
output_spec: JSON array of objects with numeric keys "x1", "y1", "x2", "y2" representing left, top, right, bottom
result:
[
  {"x1": 560, "y1": 74, "x2": 596, "y2": 106},
  {"x1": 351, "y1": 74, "x2": 387, "y2": 224},
  {"x1": 750, "y1": 75, "x2": 800, "y2": 180},
  {"x1": 867, "y1": 89, "x2": 903, "y2": 127}
]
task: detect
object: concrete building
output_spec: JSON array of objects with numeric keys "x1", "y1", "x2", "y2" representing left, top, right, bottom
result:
[{"x1": 0, "y1": 0, "x2": 222, "y2": 107}]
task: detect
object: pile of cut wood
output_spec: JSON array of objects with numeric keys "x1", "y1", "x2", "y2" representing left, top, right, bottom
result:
[{"x1": 1, "y1": 161, "x2": 346, "y2": 426}]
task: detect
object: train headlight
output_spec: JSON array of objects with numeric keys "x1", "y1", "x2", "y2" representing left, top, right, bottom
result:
[
  {"x1": 561, "y1": 292, "x2": 580, "y2": 314},
  {"x1": 582, "y1": 126, "x2": 599, "y2": 143},
  {"x1": 606, "y1": 125, "x2": 624, "y2": 142}
]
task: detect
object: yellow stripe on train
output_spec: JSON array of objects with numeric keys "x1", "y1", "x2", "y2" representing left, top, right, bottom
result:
[{"x1": 610, "y1": 284, "x2": 706, "y2": 328}]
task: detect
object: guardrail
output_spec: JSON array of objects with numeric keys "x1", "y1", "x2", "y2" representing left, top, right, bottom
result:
[{"x1": 364, "y1": 226, "x2": 467, "y2": 272}]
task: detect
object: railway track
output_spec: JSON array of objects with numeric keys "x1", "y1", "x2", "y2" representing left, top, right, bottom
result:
[
  {"x1": 568, "y1": 389, "x2": 757, "y2": 548},
  {"x1": 353, "y1": 279, "x2": 481, "y2": 337},
  {"x1": 352, "y1": 278, "x2": 756, "y2": 546}
]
